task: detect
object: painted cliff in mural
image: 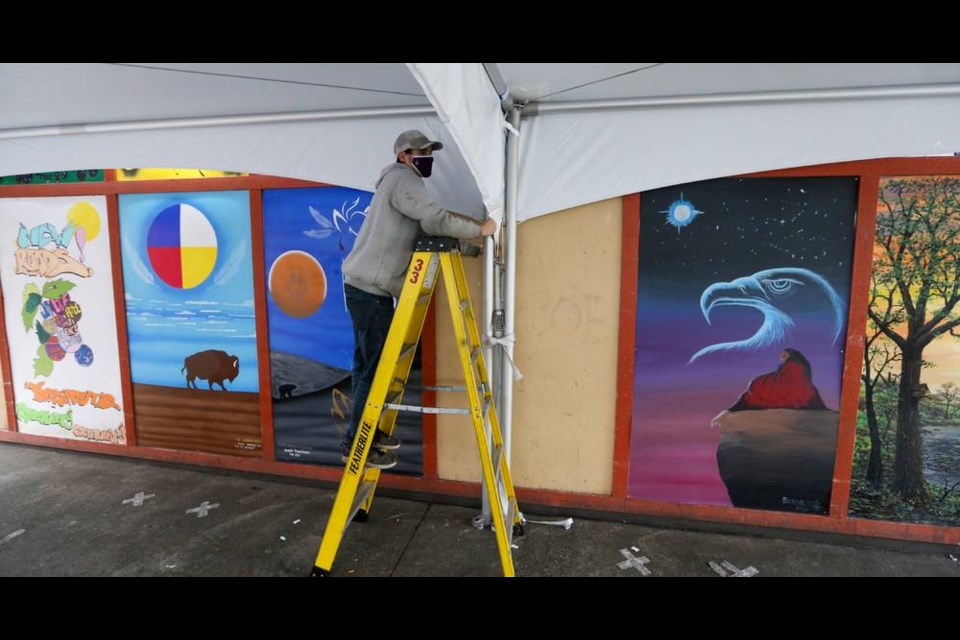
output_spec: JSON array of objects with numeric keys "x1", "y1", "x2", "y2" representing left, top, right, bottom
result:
[{"x1": 630, "y1": 177, "x2": 857, "y2": 514}]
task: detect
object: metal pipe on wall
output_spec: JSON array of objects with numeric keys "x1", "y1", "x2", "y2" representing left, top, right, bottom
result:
[{"x1": 501, "y1": 106, "x2": 521, "y2": 463}]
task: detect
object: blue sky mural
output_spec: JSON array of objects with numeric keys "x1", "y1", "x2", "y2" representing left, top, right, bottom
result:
[
  {"x1": 119, "y1": 191, "x2": 258, "y2": 392},
  {"x1": 263, "y1": 187, "x2": 371, "y2": 371}
]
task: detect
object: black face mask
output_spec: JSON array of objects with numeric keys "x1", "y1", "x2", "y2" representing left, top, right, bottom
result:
[{"x1": 411, "y1": 156, "x2": 434, "y2": 178}]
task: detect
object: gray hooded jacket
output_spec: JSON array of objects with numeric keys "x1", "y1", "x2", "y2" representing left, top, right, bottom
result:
[{"x1": 343, "y1": 163, "x2": 483, "y2": 298}]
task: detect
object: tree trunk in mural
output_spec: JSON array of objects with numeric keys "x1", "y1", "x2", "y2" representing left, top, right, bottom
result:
[
  {"x1": 870, "y1": 177, "x2": 960, "y2": 503},
  {"x1": 893, "y1": 349, "x2": 926, "y2": 500},
  {"x1": 863, "y1": 375, "x2": 883, "y2": 488},
  {"x1": 862, "y1": 339, "x2": 886, "y2": 488}
]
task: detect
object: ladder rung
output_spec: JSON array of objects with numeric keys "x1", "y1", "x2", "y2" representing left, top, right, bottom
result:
[
  {"x1": 491, "y1": 443, "x2": 503, "y2": 473},
  {"x1": 385, "y1": 388, "x2": 404, "y2": 405},
  {"x1": 416, "y1": 293, "x2": 432, "y2": 305},
  {"x1": 505, "y1": 498, "x2": 517, "y2": 546},
  {"x1": 346, "y1": 480, "x2": 378, "y2": 532},
  {"x1": 420, "y1": 385, "x2": 467, "y2": 392},
  {"x1": 399, "y1": 342, "x2": 417, "y2": 361},
  {"x1": 383, "y1": 402, "x2": 471, "y2": 415}
]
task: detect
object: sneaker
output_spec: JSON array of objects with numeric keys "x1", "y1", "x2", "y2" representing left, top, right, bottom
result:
[
  {"x1": 340, "y1": 446, "x2": 399, "y2": 470},
  {"x1": 373, "y1": 429, "x2": 401, "y2": 451}
]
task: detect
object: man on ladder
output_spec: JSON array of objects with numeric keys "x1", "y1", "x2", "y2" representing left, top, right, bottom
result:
[
  {"x1": 339, "y1": 129, "x2": 496, "y2": 469},
  {"x1": 312, "y1": 130, "x2": 523, "y2": 577}
]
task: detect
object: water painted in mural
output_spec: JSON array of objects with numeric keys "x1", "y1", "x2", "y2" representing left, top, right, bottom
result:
[
  {"x1": 849, "y1": 176, "x2": 960, "y2": 527},
  {"x1": 119, "y1": 191, "x2": 261, "y2": 456}
]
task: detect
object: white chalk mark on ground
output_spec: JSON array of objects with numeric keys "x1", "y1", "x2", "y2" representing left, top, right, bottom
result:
[
  {"x1": 1, "y1": 529, "x2": 25, "y2": 545},
  {"x1": 122, "y1": 492, "x2": 156, "y2": 507},
  {"x1": 617, "y1": 549, "x2": 651, "y2": 575},
  {"x1": 186, "y1": 501, "x2": 220, "y2": 518},
  {"x1": 710, "y1": 560, "x2": 758, "y2": 577}
]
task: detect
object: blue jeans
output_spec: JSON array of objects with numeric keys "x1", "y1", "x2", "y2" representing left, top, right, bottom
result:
[{"x1": 342, "y1": 284, "x2": 395, "y2": 450}]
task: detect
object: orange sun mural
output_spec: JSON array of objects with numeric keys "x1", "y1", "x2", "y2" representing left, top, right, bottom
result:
[{"x1": 268, "y1": 250, "x2": 327, "y2": 318}]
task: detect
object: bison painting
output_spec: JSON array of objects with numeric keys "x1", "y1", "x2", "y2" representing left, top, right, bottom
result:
[{"x1": 181, "y1": 350, "x2": 240, "y2": 391}]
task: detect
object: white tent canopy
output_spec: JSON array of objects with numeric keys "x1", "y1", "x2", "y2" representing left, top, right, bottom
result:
[
  {"x1": 0, "y1": 63, "x2": 491, "y2": 219},
  {"x1": 3, "y1": 62, "x2": 960, "y2": 509},
  {"x1": 3, "y1": 62, "x2": 960, "y2": 222},
  {"x1": 503, "y1": 62, "x2": 960, "y2": 220}
]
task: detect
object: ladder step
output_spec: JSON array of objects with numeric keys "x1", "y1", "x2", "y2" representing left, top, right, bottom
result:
[
  {"x1": 420, "y1": 385, "x2": 467, "y2": 392},
  {"x1": 346, "y1": 480, "x2": 378, "y2": 532},
  {"x1": 505, "y1": 498, "x2": 517, "y2": 546},
  {"x1": 383, "y1": 402, "x2": 471, "y2": 415},
  {"x1": 399, "y1": 342, "x2": 417, "y2": 362},
  {"x1": 416, "y1": 293, "x2": 432, "y2": 306},
  {"x1": 491, "y1": 443, "x2": 503, "y2": 474},
  {"x1": 385, "y1": 388, "x2": 404, "y2": 405}
]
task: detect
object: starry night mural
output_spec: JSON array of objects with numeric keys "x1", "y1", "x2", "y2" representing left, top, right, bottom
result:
[{"x1": 629, "y1": 176, "x2": 857, "y2": 514}]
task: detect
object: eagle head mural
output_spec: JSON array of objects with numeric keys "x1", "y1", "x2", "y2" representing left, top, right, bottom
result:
[{"x1": 690, "y1": 267, "x2": 846, "y2": 363}]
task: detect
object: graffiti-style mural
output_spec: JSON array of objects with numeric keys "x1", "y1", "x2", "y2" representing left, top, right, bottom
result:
[
  {"x1": 0, "y1": 197, "x2": 125, "y2": 443},
  {"x1": 119, "y1": 191, "x2": 261, "y2": 456},
  {"x1": 849, "y1": 176, "x2": 960, "y2": 527},
  {"x1": 263, "y1": 187, "x2": 423, "y2": 474},
  {"x1": 630, "y1": 177, "x2": 857, "y2": 514},
  {"x1": 0, "y1": 170, "x2": 103, "y2": 186}
]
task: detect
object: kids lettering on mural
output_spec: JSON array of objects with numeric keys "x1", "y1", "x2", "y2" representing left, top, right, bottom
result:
[{"x1": 14, "y1": 221, "x2": 92, "y2": 278}]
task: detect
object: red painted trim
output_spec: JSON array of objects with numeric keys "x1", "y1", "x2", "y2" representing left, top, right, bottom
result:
[
  {"x1": 104, "y1": 169, "x2": 117, "y2": 182},
  {"x1": 0, "y1": 175, "x2": 327, "y2": 199},
  {"x1": 744, "y1": 157, "x2": 960, "y2": 178},
  {"x1": 830, "y1": 173, "x2": 881, "y2": 517},
  {"x1": 106, "y1": 194, "x2": 138, "y2": 446},
  {"x1": 613, "y1": 194, "x2": 640, "y2": 500},
  {"x1": 249, "y1": 190, "x2": 274, "y2": 461},
  {"x1": 0, "y1": 264, "x2": 15, "y2": 432},
  {"x1": 421, "y1": 300, "x2": 438, "y2": 480}
]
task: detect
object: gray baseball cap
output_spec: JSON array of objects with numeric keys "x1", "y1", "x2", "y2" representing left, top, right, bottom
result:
[{"x1": 394, "y1": 129, "x2": 444, "y2": 155}]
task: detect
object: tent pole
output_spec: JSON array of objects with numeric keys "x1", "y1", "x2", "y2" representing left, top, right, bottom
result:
[
  {"x1": 529, "y1": 82, "x2": 960, "y2": 115},
  {"x1": 477, "y1": 105, "x2": 518, "y2": 530},
  {"x1": 0, "y1": 106, "x2": 437, "y2": 140},
  {"x1": 501, "y1": 106, "x2": 521, "y2": 466}
]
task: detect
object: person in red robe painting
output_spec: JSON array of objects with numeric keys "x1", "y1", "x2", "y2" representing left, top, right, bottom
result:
[{"x1": 711, "y1": 348, "x2": 826, "y2": 427}]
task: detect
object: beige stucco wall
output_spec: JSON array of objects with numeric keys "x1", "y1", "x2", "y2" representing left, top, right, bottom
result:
[{"x1": 437, "y1": 199, "x2": 623, "y2": 494}]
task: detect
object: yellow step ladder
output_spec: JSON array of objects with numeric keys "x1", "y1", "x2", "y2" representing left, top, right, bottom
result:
[{"x1": 311, "y1": 236, "x2": 524, "y2": 577}]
